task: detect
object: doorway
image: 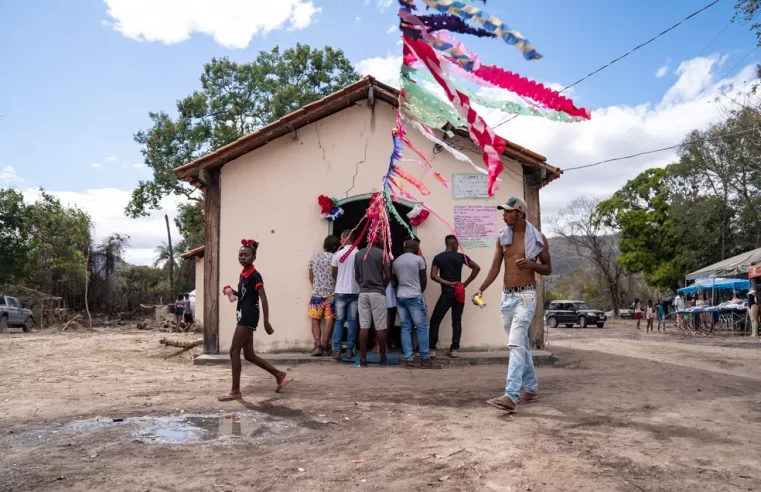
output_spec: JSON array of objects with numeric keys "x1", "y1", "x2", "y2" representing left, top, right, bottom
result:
[
  {"x1": 330, "y1": 196, "x2": 415, "y2": 259},
  {"x1": 329, "y1": 195, "x2": 416, "y2": 354}
]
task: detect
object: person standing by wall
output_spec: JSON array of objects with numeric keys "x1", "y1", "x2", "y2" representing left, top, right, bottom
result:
[
  {"x1": 355, "y1": 234, "x2": 391, "y2": 367},
  {"x1": 393, "y1": 237, "x2": 440, "y2": 369},
  {"x1": 475, "y1": 197, "x2": 551, "y2": 413},
  {"x1": 307, "y1": 235, "x2": 340, "y2": 356},
  {"x1": 332, "y1": 230, "x2": 361, "y2": 360},
  {"x1": 429, "y1": 235, "x2": 481, "y2": 358}
]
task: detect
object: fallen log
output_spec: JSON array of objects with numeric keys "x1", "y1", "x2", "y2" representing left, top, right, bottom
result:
[
  {"x1": 159, "y1": 338, "x2": 202, "y2": 349},
  {"x1": 61, "y1": 314, "x2": 81, "y2": 332}
]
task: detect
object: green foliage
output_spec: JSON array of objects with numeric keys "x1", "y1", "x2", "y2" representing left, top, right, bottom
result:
[
  {"x1": 175, "y1": 202, "x2": 205, "y2": 249},
  {"x1": 5, "y1": 190, "x2": 91, "y2": 296},
  {"x1": 0, "y1": 189, "x2": 30, "y2": 283},
  {"x1": 126, "y1": 44, "x2": 361, "y2": 226},
  {"x1": 734, "y1": 0, "x2": 761, "y2": 45},
  {"x1": 597, "y1": 106, "x2": 761, "y2": 290}
]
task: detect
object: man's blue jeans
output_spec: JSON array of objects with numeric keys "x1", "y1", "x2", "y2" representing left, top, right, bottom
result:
[
  {"x1": 333, "y1": 293, "x2": 359, "y2": 353},
  {"x1": 397, "y1": 296, "x2": 430, "y2": 361},
  {"x1": 501, "y1": 291, "x2": 538, "y2": 403}
]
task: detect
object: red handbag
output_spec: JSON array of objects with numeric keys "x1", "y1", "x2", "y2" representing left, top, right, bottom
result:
[{"x1": 454, "y1": 283, "x2": 466, "y2": 304}]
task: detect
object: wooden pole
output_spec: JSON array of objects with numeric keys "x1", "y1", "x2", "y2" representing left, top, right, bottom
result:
[
  {"x1": 84, "y1": 245, "x2": 92, "y2": 330},
  {"x1": 523, "y1": 179, "x2": 544, "y2": 349},
  {"x1": 203, "y1": 170, "x2": 221, "y2": 354},
  {"x1": 165, "y1": 214, "x2": 175, "y2": 297}
]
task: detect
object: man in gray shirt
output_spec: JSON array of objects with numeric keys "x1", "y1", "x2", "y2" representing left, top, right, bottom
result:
[
  {"x1": 355, "y1": 235, "x2": 391, "y2": 367},
  {"x1": 393, "y1": 238, "x2": 440, "y2": 369}
]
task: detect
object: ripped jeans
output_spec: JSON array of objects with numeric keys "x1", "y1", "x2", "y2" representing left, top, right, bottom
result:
[{"x1": 501, "y1": 290, "x2": 538, "y2": 404}]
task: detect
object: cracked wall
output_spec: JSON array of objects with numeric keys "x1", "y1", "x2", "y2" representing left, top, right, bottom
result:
[{"x1": 215, "y1": 100, "x2": 527, "y2": 352}]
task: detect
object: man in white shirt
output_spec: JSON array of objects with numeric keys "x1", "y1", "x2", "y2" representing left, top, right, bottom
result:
[
  {"x1": 674, "y1": 293, "x2": 685, "y2": 329},
  {"x1": 331, "y1": 230, "x2": 361, "y2": 360}
]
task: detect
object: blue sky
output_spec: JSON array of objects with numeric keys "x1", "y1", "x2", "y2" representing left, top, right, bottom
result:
[{"x1": 1, "y1": 0, "x2": 758, "y2": 264}]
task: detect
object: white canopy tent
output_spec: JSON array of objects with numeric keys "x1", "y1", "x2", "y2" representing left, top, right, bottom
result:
[{"x1": 685, "y1": 247, "x2": 761, "y2": 281}]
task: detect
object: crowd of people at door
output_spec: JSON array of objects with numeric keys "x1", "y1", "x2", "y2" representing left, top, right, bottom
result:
[{"x1": 307, "y1": 230, "x2": 480, "y2": 368}]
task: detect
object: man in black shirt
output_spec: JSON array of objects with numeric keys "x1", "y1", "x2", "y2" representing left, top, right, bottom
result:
[{"x1": 429, "y1": 235, "x2": 481, "y2": 357}]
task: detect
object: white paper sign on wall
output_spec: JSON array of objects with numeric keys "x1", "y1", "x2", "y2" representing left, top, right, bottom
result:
[
  {"x1": 452, "y1": 174, "x2": 489, "y2": 199},
  {"x1": 454, "y1": 205, "x2": 498, "y2": 248}
]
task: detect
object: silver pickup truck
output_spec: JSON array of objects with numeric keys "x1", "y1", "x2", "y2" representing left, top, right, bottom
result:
[{"x1": 0, "y1": 295, "x2": 35, "y2": 332}]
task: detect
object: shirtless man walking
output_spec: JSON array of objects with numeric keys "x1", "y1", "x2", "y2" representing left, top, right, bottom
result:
[{"x1": 475, "y1": 197, "x2": 551, "y2": 412}]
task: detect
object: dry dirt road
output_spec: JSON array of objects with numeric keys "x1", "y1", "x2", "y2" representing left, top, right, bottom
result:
[{"x1": 1, "y1": 323, "x2": 760, "y2": 492}]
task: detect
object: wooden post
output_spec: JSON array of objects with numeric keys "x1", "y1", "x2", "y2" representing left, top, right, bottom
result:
[
  {"x1": 524, "y1": 179, "x2": 544, "y2": 349},
  {"x1": 203, "y1": 170, "x2": 221, "y2": 354}
]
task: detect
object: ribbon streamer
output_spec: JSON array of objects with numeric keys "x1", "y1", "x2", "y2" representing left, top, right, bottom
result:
[
  {"x1": 420, "y1": 0, "x2": 541, "y2": 60},
  {"x1": 408, "y1": 66, "x2": 586, "y2": 123},
  {"x1": 418, "y1": 14, "x2": 496, "y2": 38},
  {"x1": 404, "y1": 35, "x2": 505, "y2": 196}
]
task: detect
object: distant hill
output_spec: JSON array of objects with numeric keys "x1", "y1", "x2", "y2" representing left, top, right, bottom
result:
[{"x1": 546, "y1": 235, "x2": 620, "y2": 286}]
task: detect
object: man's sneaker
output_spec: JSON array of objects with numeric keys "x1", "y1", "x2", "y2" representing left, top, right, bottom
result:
[
  {"x1": 447, "y1": 349, "x2": 460, "y2": 358},
  {"x1": 430, "y1": 349, "x2": 437, "y2": 358},
  {"x1": 310, "y1": 346, "x2": 322, "y2": 357},
  {"x1": 332, "y1": 351, "x2": 342, "y2": 361}
]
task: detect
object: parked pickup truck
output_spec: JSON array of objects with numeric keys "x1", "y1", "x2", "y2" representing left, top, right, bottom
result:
[{"x1": 0, "y1": 295, "x2": 35, "y2": 332}]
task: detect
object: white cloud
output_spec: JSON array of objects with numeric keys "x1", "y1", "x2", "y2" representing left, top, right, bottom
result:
[
  {"x1": 356, "y1": 54, "x2": 759, "y2": 220},
  {"x1": 479, "y1": 54, "x2": 758, "y2": 219},
  {"x1": 377, "y1": 0, "x2": 394, "y2": 10},
  {"x1": 386, "y1": 24, "x2": 397, "y2": 35},
  {"x1": 103, "y1": 0, "x2": 321, "y2": 49},
  {"x1": 0, "y1": 166, "x2": 23, "y2": 185},
  {"x1": 355, "y1": 55, "x2": 402, "y2": 87},
  {"x1": 91, "y1": 163, "x2": 101, "y2": 168},
  {"x1": 355, "y1": 16, "x2": 362, "y2": 25},
  {"x1": 133, "y1": 162, "x2": 147, "y2": 169},
  {"x1": 105, "y1": 156, "x2": 117, "y2": 161},
  {"x1": 655, "y1": 65, "x2": 669, "y2": 78},
  {"x1": 21, "y1": 188, "x2": 186, "y2": 266}
]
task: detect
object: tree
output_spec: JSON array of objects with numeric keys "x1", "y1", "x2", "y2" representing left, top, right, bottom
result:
[
  {"x1": 153, "y1": 241, "x2": 179, "y2": 271},
  {"x1": 24, "y1": 190, "x2": 92, "y2": 301},
  {"x1": 553, "y1": 196, "x2": 626, "y2": 316},
  {"x1": 734, "y1": 0, "x2": 761, "y2": 45},
  {"x1": 125, "y1": 44, "x2": 361, "y2": 222},
  {"x1": 0, "y1": 189, "x2": 30, "y2": 283}
]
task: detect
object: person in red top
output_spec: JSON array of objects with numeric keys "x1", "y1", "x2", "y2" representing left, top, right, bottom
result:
[{"x1": 218, "y1": 239, "x2": 293, "y2": 401}]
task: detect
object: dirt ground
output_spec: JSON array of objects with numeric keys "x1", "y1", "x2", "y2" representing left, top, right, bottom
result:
[{"x1": 1, "y1": 321, "x2": 761, "y2": 492}]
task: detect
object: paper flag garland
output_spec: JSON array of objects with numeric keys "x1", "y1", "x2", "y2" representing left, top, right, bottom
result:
[{"x1": 339, "y1": 0, "x2": 589, "y2": 261}]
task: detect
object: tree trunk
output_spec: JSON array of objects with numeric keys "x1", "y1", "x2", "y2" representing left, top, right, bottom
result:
[
  {"x1": 165, "y1": 214, "x2": 174, "y2": 296},
  {"x1": 84, "y1": 246, "x2": 92, "y2": 330}
]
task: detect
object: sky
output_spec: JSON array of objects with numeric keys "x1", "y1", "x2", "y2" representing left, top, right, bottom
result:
[{"x1": 1, "y1": 0, "x2": 758, "y2": 265}]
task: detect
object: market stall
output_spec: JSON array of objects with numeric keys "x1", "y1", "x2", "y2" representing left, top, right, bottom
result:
[{"x1": 676, "y1": 278, "x2": 750, "y2": 335}]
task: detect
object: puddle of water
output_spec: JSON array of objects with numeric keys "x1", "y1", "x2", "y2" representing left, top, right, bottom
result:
[
  {"x1": 25, "y1": 411, "x2": 309, "y2": 446},
  {"x1": 135, "y1": 412, "x2": 308, "y2": 444}
]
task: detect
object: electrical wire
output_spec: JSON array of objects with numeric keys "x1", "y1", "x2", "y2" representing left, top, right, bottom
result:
[
  {"x1": 564, "y1": 125, "x2": 761, "y2": 171},
  {"x1": 492, "y1": 0, "x2": 721, "y2": 129}
]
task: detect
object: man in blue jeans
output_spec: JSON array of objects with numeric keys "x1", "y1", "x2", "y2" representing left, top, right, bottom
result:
[
  {"x1": 475, "y1": 197, "x2": 552, "y2": 412},
  {"x1": 331, "y1": 230, "x2": 360, "y2": 360},
  {"x1": 393, "y1": 238, "x2": 441, "y2": 369}
]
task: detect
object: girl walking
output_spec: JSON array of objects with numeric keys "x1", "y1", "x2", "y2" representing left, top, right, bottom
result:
[{"x1": 218, "y1": 239, "x2": 293, "y2": 401}]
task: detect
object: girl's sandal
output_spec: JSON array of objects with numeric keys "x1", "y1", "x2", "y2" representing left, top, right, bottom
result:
[
  {"x1": 218, "y1": 392, "x2": 241, "y2": 401},
  {"x1": 275, "y1": 377, "x2": 295, "y2": 393}
]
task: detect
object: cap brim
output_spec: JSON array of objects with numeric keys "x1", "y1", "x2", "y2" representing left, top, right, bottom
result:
[{"x1": 497, "y1": 205, "x2": 515, "y2": 211}]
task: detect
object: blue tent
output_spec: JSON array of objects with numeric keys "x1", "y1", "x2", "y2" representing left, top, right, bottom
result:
[{"x1": 678, "y1": 278, "x2": 750, "y2": 295}]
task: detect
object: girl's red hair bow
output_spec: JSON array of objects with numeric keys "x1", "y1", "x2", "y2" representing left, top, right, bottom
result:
[{"x1": 240, "y1": 239, "x2": 259, "y2": 248}]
